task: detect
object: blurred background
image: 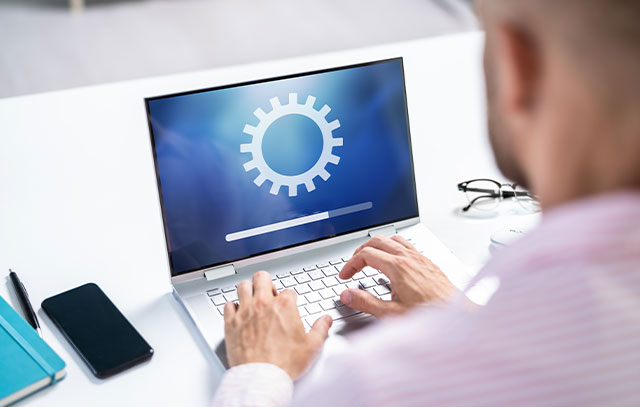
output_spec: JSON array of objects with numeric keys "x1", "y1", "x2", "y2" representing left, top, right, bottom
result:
[{"x1": 0, "y1": 0, "x2": 476, "y2": 99}]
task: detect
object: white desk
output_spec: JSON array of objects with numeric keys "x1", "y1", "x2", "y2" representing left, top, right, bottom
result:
[{"x1": 0, "y1": 32, "x2": 538, "y2": 406}]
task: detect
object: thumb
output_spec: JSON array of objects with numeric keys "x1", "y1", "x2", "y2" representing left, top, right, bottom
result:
[
  {"x1": 308, "y1": 315, "x2": 332, "y2": 345},
  {"x1": 341, "y1": 289, "x2": 395, "y2": 318}
]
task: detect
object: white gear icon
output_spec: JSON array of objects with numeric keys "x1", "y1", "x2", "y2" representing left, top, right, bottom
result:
[{"x1": 241, "y1": 93, "x2": 342, "y2": 197}]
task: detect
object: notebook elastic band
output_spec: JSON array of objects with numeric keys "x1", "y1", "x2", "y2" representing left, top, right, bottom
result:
[{"x1": 0, "y1": 314, "x2": 57, "y2": 383}]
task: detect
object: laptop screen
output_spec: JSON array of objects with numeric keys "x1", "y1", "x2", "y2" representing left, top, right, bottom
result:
[{"x1": 146, "y1": 58, "x2": 419, "y2": 277}]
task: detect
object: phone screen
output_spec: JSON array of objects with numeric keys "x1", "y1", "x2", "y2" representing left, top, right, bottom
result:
[{"x1": 42, "y1": 283, "x2": 153, "y2": 378}]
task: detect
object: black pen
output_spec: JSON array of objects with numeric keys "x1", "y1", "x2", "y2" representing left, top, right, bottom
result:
[{"x1": 9, "y1": 269, "x2": 42, "y2": 337}]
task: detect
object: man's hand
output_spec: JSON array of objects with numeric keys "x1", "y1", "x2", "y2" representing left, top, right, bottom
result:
[
  {"x1": 224, "y1": 271, "x2": 333, "y2": 380},
  {"x1": 339, "y1": 235, "x2": 456, "y2": 317}
]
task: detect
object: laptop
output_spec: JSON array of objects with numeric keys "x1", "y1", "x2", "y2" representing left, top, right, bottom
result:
[{"x1": 145, "y1": 57, "x2": 472, "y2": 368}]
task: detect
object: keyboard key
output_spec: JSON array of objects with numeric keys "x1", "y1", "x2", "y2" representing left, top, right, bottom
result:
[
  {"x1": 360, "y1": 277, "x2": 377, "y2": 289},
  {"x1": 207, "y1": 288, "x2": 221, "y2": 297},
  {"x1": 211, "y1": 296, "x2": 225, "y2": 306},
  {"x1": 306, "y1": 303, "x2": 322, "y2": 314},
  {"x1": 333, "y1": 298, "x2": 345, "y2": 308},
  {"x1": 303, "y1": 265, "x2": 316, "y2": 272},
  {"x1": 298, "y1": 306, "x2": 308, "y2": 318},
  {"x1": 320, "y1": 299, "x2": 337, "y2": 310},
  {"x1": 291, "y1": 269, "x2": 304, "y2": 275},
  {"x1": 374, "y1": 285, "x2": 391, "y2": 296},
  {"x1": 308, "y1": 270, "x2": 324, "y2": 280},
  {"x1": 297, "y1": 295, "x2": 308, "y2": 306},
  {"x1": 221, "y1": 286, "x2": 236, "y2": 293},
  {"x1": 224, "y1": 292, "x2": 238, "y2": 302},
  {"x1": 281, "y1": 277, "x2": 296, "y2": 288},
  {"x1": 365, "y1": 287, "x2": 377, "y2": 297},
  {"x1": 345, "y1": 281, "x2": 360, "y2": 290},
  {"x1": 322, "y1": 267, "x2": 338, "y2": 277},
  {"x1": 342, "y1": 256, "x2": 351, "y2": 262},
  {"x1": 294, "y1": 273, "x2": 311, "y2": 284},
  {"x1": 319, "y1": 288, "x2": 335, "y2": 300},
  {"x1": 327, "y1": 306, "x2": 360, "y2": 321},
  {"x1": 272, "y1": 275, "x2": 277, "y2": 281},
  {"x1": 295, "y1": 283, "x2": 311, "y2": 295},
  {"x1": 316, "y1": 262, "x2": 330, "y2": 268},
  {"x1": 309, "y1": 280, "x2": 324, "y2": 291},
  {"x1": 276, "y1": 272, "x2": 291, "y2": 279},
  {"x1": 376, "y1": 276, "x2": 390, "y2": 285},
  {"x1": 363, "y1": 267, "x2": 378, "y2": 277},
  {"x1": 380, "y1": 293, "x2": 392, "y2": 301},
  {"x1": 322, "y1": 277, "x2": 339, "y2": 287},
  {"x1": 329, "y1": 259, "x2": 343, "y2": 265},
  {"x1": 305, "y1": 292, "x2": 322, "y2": 303},
  {"x1": 217, "y1": 306, "x2": 225, "y2": 316},
  {"x1": 352, "y1": 272, "x2": 365, "y2": 280},
  {"x1": 273, "y1": 280, "x2": 284, "y2": 290},
  {"x1": 333, "y1": 285, "x2": 347, "y2": 296}
]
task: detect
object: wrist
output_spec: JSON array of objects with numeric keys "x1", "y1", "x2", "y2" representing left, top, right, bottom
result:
[{"x1": 214, "y1": 363, "x2": 294, "y2": 406}]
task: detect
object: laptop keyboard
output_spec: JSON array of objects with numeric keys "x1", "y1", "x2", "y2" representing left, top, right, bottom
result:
[{"x1": 206, "y1": 257, "x2": 393, "y2": 329}]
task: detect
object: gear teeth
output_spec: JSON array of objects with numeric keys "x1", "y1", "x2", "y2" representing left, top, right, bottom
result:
[
  {"x1": 270, "y1": 97, "x2": 281, "y2": 110},
  {"x1": 270, "y1": 182, "x2": 281, "y2": 195},
  {"x1": 319, "y1": 105, "x2": 331, "y2": 117},
  {"x1": 319, "y1": 169, "x2": 331, "y2": 181},
  {"x1": 254, "y1": 173, "x2": 267, "y2": 186},
  {"x1": 305, "y1": 95, "x2": 316, "y2": 108},
  {"x1": 254, "y1": 107, "x2": 267, "y2": 120},
  {"x1": 243, "y1": 160, "x2": 257, "y2": 171},
  {"x1": 243, "y1": 124, "x2": 258, "y2": 136},
  {"x1": 241, "y1": 94, "x2": 342, "y2": 197},
  {"x1": 305, "y1": 180, "x2": 316, "y2": 192}
]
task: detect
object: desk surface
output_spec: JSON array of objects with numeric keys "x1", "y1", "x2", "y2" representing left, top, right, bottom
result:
[{"x1": 0, "y1": 32, "x2": 538, "y2": 406}]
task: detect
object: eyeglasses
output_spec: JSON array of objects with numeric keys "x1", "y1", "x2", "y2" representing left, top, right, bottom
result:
[{"x1": 457, "y1": 178, "x2": 540, "y2": 213}]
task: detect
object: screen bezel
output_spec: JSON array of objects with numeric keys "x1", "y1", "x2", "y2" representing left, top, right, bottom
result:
[{"x1": 145, "y1": 57, "x2": 419, "y2": 277}]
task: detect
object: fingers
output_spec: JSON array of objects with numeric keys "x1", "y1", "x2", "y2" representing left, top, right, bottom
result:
[
  {"x1": 236, "y1": 280, "x2": 253, "y2": 305},
  {"x1": 340, "y1": 289, "x2": 402, "y2": 318},
  {"x1": 354, "y1": 235, "x2": 407, "y2": 256},
  {"x1": 223, "y1": 301, "x2": 238, "y2": 321},
  {"x1": 253, "y1": 271, "x2": 274, "y2": 301},
  {"x1": 339, "y1": 246, "x2": 396, "y2": 280},
  {"x1": 307, "y1": 315, "x2": 332, "y2": 345},
  {"x1": 276, "y1": 288, "x2": 297, "y2": 309},
  {"x1": 390, "y1": 235, "x2": 418, "y2": 252}
]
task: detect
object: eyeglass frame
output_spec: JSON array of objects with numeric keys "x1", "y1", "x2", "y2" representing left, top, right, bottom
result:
[{"x1": 457, "y1": 178, "x2": 538, "y2": 212}]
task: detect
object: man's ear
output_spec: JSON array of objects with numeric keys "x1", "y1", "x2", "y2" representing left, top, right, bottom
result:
[{"x1": 494, "y1": 23, "x2": 541, "y2": 116}]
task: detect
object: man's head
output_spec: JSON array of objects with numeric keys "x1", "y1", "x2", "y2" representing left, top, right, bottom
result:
[{"x1": 477, "y1": 0, "x2": 640, "y2": 209}]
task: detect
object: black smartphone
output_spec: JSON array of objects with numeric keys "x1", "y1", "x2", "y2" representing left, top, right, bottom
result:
[{"x1": 42, "y1": 283, "x2": 153, "y2": 378}]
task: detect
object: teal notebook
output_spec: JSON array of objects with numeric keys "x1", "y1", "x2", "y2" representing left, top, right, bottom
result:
[{"x1": 0, "y1": 295, "x2": 66, "y2": 406}]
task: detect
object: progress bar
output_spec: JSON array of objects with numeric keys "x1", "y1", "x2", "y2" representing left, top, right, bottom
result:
[{"x1": 225, "y1": 201, "x2": 373, "y2": 242}]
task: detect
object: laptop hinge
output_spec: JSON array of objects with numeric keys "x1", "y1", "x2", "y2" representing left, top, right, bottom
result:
[
  {"x1": 204, "y1": 264, "x2": 236, "y2": 281},
  {"x1": 368, "y1": 225, "x2": 396, "y2": 238}
]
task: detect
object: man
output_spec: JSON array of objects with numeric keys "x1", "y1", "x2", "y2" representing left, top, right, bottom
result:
[{"x1": 214, "y1": 0, "x2": 640, "y2": 405}]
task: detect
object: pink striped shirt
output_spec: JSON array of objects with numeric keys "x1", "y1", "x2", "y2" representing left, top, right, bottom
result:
[{"x1": 213, "y1": 191, "x2": 640, "y2": 406}]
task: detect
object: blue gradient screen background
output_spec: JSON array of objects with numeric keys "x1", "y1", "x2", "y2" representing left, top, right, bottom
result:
[{"x1": 147, "y1": 59, "x2": 418, "y2": 276}]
